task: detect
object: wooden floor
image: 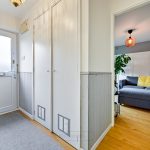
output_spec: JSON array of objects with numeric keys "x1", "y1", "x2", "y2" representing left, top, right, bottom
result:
[
  {"x1": 97, "y1": 106, "x2": 150, "y2": 150},
  {"x1": 19, "y1": 111, "x2": 75, "y2": 150}
]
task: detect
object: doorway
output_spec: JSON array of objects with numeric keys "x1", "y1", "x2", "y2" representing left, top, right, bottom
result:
[{"x1": 111, "y1": 0, "x2": 150, "y2": 126}]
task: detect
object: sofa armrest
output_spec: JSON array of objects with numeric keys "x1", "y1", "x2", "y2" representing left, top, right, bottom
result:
[{"x1": 119, "y1": 79, "x2": 126, "y2": 89}]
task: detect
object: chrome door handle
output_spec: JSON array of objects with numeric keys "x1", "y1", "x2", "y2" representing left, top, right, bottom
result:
[
  {"x1": 0, "y1": 73, "x2": 5, "y2": 77},
  {"x1": 52, "y1": 69, "x2": 56, "y2": 73}
]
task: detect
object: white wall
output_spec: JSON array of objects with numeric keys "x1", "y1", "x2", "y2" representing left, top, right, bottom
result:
[
  {"x1": 81, "y1": 0, "x2": 89, "y2": 72},
  {"x1": 80, "y1": 0, "x2": 150, "y2": 73},
  {"x1": 0, "y1": 10, "x2": 20, "y2": 33},
  {"x1": 124, "y1": 51, "x2": 150, "y2": 76},
  {"x1": 110, "y1": 0, "x2": 150, "y2": 73},
  {"x1": 19, "y1": 31, "x2": 33, "y2": 72},
  {"x1": 111, "y1": 0, "x2": 150, "y2": 14},
  {"x1": 89, "y1": 0, "x2": 111, "y2": 72}
]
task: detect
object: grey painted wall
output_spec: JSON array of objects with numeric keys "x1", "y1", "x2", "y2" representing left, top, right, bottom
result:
[
  {"x1": 81, "y1": 72, "x2": 112, "y2": 150},
  {"x1": 19, "y1": 72, "x2": 33, "y2": 115},
  {"x1": 81, "y1": 74, "x2": 89, "y2": 150},
  {"x1": 88, "y1": 73, "x2": 112, "y2": 149},
  {"x1": 115, "y1": 41, "x2": 150, "y2": 55}
]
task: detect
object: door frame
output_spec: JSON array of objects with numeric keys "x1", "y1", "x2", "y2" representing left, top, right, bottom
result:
[
  {"x1": 0, "y1": 29, "x2": 17, "y2": 114},
  {"x1": 111, "y1": 0, "x2": 150, "y2": 126}
]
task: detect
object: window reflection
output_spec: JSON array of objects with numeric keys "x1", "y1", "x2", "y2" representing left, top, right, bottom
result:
[{"x1": 0, "y1": 36, "x2": 11, "y2": 72}]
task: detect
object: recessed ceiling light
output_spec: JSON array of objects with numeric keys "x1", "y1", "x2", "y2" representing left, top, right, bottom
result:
[{"x1": 10, "y1": 0, "x2": 26, "y2": 7}]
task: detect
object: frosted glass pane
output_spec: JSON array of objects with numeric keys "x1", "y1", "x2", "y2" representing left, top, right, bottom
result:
[{"x1": 0, "y1": 36, "x2": 11, "y2": 72}]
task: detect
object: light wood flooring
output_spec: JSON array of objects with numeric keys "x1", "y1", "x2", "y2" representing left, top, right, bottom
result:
[{"x1": 96, "y1": 106, "x2": 150, "y2": 150}]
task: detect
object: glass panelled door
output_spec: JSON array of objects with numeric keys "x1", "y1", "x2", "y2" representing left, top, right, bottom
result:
[{"x1": 0, "y1": 30, "x2": 17, "y2": 114}]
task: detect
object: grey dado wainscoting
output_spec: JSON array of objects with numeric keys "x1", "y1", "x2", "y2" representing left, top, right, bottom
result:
[
  {"x1": 81, "y1": 72, "x2": 112, "y2": 150},
  {"x1": 19, "y1": 72, "x2": 33, "y2": 115}
]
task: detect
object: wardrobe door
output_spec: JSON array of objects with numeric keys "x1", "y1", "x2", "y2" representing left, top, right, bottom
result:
[
  {"x1": 34, "y1": 10, "x2": 52, "y2": 130},
  {"x1": 52, "y1": 0, "x2": 80, "y2": 149}
]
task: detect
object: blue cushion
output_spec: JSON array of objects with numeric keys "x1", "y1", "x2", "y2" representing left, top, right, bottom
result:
[{"x1": 126, "y1": 76, "x2": 138, "y2": 86}]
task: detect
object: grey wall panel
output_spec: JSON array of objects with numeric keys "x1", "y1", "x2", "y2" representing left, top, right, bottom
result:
[
  {"x1": 115, "y1": 41, "x2": 150, "y2": 55},
  {"x1": 80, "y1": 74, "x2": 89, "y2": 150},
  {"x1": 19, "y1": 72, "x2": 33, "y2": 115},
  {"x1": 88, "y1": 73, "x2": 112, "y2": 149}
]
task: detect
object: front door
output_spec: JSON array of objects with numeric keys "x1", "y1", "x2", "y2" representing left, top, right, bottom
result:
[{"x1": 0, "y1": 30, "x2": 17, "y2": 114}]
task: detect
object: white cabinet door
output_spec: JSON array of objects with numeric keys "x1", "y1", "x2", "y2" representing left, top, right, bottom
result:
[
  {"x1": 0, "y1": 30, "x2": 17, "y2": 114},
  {"x1": 34, "y1": 10, "x2": 52, "y2": 130},
  {"x1": 52, "y1": 0, "x2": 80, "y2": 149}
]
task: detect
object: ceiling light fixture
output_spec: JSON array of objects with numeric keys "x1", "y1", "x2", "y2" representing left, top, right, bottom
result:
[
  {"x1": 125, "y1": 29, "x2": 136, "y2": 47},
  {"x1": 10, "y1": 0, "x2": 26, "y2": 7}
]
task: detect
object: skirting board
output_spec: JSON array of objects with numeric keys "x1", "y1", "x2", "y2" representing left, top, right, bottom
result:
[
  {"x1": 19, "y1": 107, "x2": 33, "y2": 119},
  {"x1": 0, "y1": 108, "x2": 19, "y2": 116},
  {"x1": 91, "y1": 124, "x2": 112, "y2": 150}
]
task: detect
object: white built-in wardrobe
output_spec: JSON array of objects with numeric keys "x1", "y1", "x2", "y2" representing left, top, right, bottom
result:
[{"x1": 20, "y1": 0, "x2": 80, "y2": 149}]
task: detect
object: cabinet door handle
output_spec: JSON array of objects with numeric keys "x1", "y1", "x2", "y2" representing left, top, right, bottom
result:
[{"x1": 52, "y1": 70, "x2": 56, "y2": 73}]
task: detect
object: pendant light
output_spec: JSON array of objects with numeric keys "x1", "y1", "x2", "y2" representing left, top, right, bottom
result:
[
  {"x1": 125, "y1": 29, "x2": 136, "y2": 47},
  {"x1": 10, "y1": 0, "x2": 26, "y2": 7}
]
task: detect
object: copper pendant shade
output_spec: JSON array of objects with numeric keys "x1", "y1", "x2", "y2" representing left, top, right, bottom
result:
[{"x1": 125, "y1": 29, "x2": 136, "y2": 47}]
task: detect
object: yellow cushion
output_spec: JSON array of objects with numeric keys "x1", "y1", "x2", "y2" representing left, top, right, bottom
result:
[{"x1": 138, "y1": 76, "x2": 150, "y2": 87}]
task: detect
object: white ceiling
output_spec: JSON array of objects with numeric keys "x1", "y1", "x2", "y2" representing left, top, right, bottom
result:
[
  {"x1": 115, "y1": 4, "x2": 150, "y2": 47},
  {"x1": 0, "y1": 0, "x2": 38, "y2": 19}
]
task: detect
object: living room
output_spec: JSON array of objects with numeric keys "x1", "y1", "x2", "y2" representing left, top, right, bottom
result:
[
  {"x1": 96, "y1": 2, "x2": 150, "y2": 149},
  {"x1": 115, "y1": 3, "x2": 150, "y2": 110},
  {"x1": 103, "y1": 3, "x2": 150, "y2": 150}
]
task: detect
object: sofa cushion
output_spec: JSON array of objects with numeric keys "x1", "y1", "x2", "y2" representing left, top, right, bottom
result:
[
  {"x1": 119, "y1": 88, "x2": 150, "y2": 101},
  {"x1": 138, "y1": 76, "x2": 150, "y2": 87},
  {"x1": 126, "y1": 76, "x2": 138, "y2": 86},
  {"x1": 123, "y1": 85, "x2": 145, "y2": 89}
]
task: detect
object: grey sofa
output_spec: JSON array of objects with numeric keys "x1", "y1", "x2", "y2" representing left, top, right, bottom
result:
[{"x1": 119, "y1": 76, "x2": 150, "y2": 109}]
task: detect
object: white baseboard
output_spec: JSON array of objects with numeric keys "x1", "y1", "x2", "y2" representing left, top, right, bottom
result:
[
  {"x1": 19, "y1": 107, "x2": 33, "y2": 119},
  {"x1": 0, "y1": 108, "x2": 19, "y2": 116},
  {"x1": 91, "y1": 124, "x2": 112, "y2": 150}
]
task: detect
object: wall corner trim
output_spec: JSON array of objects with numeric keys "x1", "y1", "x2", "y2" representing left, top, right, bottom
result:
[{"x1": 90, "y1": 124, "x2": 112, "y2": 150}]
